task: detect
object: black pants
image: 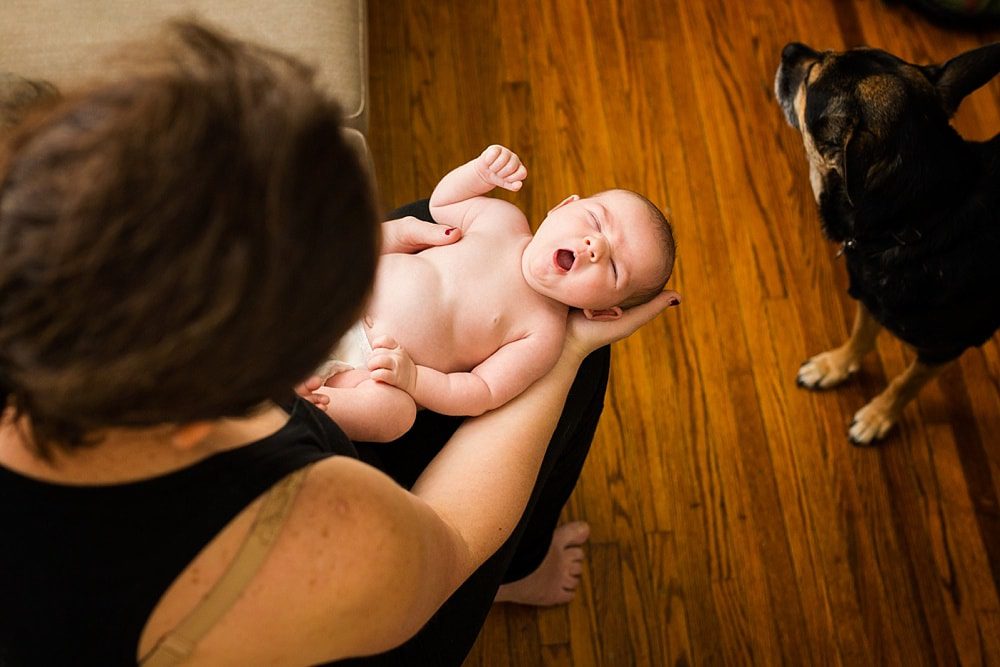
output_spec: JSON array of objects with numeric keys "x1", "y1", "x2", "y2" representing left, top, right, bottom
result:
[{"x1": 339, "y1": 201, "x2": 611, "y2": 665}]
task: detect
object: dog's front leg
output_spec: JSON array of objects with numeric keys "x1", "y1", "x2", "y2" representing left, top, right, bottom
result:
[
  {"x1": 798, "y1": 300, "x2": 881, "y2": 389},
  {"x1": 848, "y1": 358, "x2": 944, "y2": 445}
]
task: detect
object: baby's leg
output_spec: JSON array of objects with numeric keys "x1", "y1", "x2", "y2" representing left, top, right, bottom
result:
[
  {"x1": 323, "y1": 368, "x2": 373, "y2": 389},
  {"x1": 316, "y1": 373, "x2": 417, "y2": 443}
]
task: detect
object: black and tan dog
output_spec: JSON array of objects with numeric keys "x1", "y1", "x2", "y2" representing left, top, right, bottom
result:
[{"x1": 775, "y1": 42, "x2": 1000, "y2": 445}]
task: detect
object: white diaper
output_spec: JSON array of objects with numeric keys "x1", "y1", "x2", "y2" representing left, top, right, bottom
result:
[{"x1": 315, "y1": 320, "x2": 373, "y2": 380}]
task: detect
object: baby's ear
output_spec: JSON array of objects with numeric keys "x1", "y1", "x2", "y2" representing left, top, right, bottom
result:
[
  {"x1": 583, "y1": 306, "x2": 623, "y2": 322},
  {"x1": 549, "y1": 194, "x2": 580, "y2": 212}
]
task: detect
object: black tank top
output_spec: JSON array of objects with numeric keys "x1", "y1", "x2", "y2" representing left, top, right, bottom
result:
[{"x1": 0, "y1": 397, "x2": 356, "y2": 666}]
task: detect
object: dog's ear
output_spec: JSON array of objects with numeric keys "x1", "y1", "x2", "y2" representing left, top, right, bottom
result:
[
  {"x1": 842, "y1": 122, "x2": 902, "y2": 193},
  {"x1": 822, "y1": 115, "x2": 858, "y2": 204},
  {"x1": 829, "y1": 118, "x2": 901, "y2": 205},
  {"x1": 862, "y1": 152, "x2": 902, "y2": 193},
  {"x1": 921, "y1": 42, "x2": 1000, "y2": 117}
]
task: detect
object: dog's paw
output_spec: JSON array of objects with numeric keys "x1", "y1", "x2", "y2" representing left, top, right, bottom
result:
[
  {"x1": 796, "y1": 350, "x2": 860, "y2": 390},
  {"x1": 848, "y1": 398, "x2": 898, "y2": 445}
]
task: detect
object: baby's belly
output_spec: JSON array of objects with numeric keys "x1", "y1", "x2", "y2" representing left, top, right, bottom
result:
[{"x1": 364, "y1": 253, "x2": 506, "y2": 371}]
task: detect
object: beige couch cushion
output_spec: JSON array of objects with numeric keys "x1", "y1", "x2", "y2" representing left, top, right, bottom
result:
[{"x1": 0, "y1": 0, "x2": 368, "y2": 132}]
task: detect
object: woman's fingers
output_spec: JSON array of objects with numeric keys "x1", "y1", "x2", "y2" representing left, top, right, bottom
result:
[
  {"x1": 381, "y1": 216, "x2": 461, "y2": 255},
  {"x1": 294, "y1": 374, "x2": 330, "y2": 410},
  {"x1": 566, "y1": 290, "x2": 681, "y2": 356},
  {"x1": 295, "y1": 375, "x2": 324, "y2": 396},
  {"x1": 615, "y1": 290, "x2": 680, "y2": 334}
]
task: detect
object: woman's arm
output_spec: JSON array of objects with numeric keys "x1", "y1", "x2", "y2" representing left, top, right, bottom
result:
[
  {"x1": 408, "y1": 291, "x2": 678, "y2": 567},
  {"x1": 210, "y1": 291, "x2": 680, "y2": 665},
  {"x1": 324, "y1": 290, "x2": 681, "y2": 657}
]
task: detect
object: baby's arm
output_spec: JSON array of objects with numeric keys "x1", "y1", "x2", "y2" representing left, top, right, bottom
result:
[
  {"x1": 369, "y1": 331, "x2": 563, "y2": 417},
  {"x1": 429, "y1": 145, "x2": 527, "y2": 230}
]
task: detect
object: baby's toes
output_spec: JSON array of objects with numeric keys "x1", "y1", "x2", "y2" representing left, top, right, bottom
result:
[{"x1": 558, "y1": 573, "x2": 581, "y2": 600}]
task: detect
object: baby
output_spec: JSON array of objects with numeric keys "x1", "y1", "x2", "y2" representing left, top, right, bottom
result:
[{"x1": 315, "y1": 145, "x2": 676, "y2": 442}]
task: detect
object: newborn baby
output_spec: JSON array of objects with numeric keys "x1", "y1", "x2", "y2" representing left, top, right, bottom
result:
[{"x1": 316, "y1": 145, "x2": 676, "y2": 441}]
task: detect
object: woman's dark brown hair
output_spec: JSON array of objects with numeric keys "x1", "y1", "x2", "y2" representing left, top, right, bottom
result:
[{"x1": 0, "y1": 21, "x2": 379, "y2": 457}]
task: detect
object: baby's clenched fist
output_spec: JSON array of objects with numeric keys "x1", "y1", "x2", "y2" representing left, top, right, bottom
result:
[
  {"x1": 367, "y1": 335, "x2": 418, "y2": 395},
  {"x1": 475, "y1": 144, "x2": 527, "y2": 192}
]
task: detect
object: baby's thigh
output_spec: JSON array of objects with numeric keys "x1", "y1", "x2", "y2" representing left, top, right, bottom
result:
[
  {"x1": 324, "y1": 368, "x2": 372, "y2": 389},
  {"x1": 353, "y1": 378, "x2": 418, "y2": 440},
  {"x1": 316, "y1": 375, "x2": 418, "y2": 442}
]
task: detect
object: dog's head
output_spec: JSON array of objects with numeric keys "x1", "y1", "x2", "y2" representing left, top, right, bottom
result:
[{"x1": 775, "y1": 42, "x2": 1000, "y2": 237}]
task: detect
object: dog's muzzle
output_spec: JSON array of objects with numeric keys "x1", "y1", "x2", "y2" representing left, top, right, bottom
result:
[{"x1": 775, "y1": 42, "x2": 820, "y2": 130}]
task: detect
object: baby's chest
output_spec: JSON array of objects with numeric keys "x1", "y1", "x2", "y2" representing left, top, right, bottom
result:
[
  {"x1": 448, "y1": 272, "x2": 529, "y2": 339},
  {"x1": 437, "y1": 237, "x2": 540, "y2": 337}
]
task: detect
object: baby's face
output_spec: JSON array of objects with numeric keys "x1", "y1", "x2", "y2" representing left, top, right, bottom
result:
[{"x1": 522, "y1": 190, "x2": 666, "y2": 311}]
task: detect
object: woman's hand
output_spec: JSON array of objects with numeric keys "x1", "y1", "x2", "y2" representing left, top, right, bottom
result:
[
  {"x1": 564, "y1": 290, "x2": 681, "y2": 362},
  {"x1": 295, "y1": 375, "x2": 330, "y2": 411},
  {"x1": 381, "y1": 216, "x2": 462, "y2": 255}
]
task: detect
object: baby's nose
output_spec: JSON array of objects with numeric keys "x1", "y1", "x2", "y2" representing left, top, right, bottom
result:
[{"x1": 583, "y1": 234, "x2": 607, "y2": 261}]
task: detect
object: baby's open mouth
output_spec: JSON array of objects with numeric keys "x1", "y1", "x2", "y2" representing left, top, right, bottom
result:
[{"x1": 555, "y1": 249, "x2": 575, "y2": 271}]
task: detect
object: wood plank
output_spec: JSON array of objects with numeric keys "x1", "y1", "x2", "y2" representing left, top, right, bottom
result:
[{"x1": 367, "y1": 1, "x2": 1000, "y2": 664}]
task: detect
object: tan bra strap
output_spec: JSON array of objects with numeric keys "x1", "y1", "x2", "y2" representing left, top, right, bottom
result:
[{"x1": 139, "y1": 466, "x2": 311, "y2": 666}]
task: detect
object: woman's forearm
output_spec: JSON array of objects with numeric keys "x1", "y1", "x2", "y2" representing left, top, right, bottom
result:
[
  {"x1": 410, "y1": 348, "x2": 583, "y2": 578},
  {"x1": 407, "y1": 291, "x2": 678, "y2": 595}
]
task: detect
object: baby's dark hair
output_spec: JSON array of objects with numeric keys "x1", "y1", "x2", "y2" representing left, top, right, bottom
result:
[
  {"x1": 603, "y1": 189, "x2": 676, "y2": 310},
  {"x1": 0, "y1": 21, "x2": 379, "y2": 458}
]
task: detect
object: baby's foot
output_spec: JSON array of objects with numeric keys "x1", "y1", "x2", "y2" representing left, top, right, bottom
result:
[{"x1": 495, "y1": 521, "x2": 590, "y2": 606}]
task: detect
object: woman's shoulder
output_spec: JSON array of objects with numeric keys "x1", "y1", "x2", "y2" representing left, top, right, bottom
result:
[{"x1": 140, "y1": 455, "x2": 454, "y2": 664}]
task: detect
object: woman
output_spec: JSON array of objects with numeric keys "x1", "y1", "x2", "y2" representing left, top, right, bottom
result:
[{"x1": 0, "y1": 22, "x2": 678, "y2": 665}]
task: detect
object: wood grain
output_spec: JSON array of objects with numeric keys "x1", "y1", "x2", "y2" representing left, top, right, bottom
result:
[{"x1": 368, "y1": 0, "x2": 1000, "y2": 663}]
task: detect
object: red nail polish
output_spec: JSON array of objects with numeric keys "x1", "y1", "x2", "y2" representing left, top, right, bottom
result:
[{"x1": 445, "y1": 227, "x2": 455, "y2": 236}]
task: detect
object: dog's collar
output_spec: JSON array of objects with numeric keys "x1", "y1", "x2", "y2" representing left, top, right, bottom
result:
[{"x1": 837, "y1": 228, "x2": 924, "y2": 257}]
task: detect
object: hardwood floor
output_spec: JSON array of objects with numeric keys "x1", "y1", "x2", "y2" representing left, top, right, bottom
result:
[{"x1": 368, "y1": 1, "x2": 1000, "y2": 664}]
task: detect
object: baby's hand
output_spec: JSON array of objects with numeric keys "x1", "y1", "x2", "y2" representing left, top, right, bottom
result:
[
  {"x1": 475, "y1": 144, "x2": 527, "y2": 192},
  {"x1": 367, "y1": 335, "x2": 418, "y2": 395}
]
